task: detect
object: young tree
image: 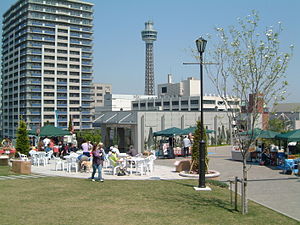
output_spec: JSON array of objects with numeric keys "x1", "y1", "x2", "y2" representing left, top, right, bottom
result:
[
  {"x1": 16, "y1": 120, "x2": 30, "y2": 156},
  {"x1": 202, "y1": 11, "x2": 292, "y2": 214},
  {"x1": 191, "y1": 120, "x2": 208, "y2": 173}
]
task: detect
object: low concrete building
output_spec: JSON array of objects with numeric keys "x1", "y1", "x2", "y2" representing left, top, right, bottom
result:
[{"x1": 93, "y1": 110, "x2": 232, "y2": 153}]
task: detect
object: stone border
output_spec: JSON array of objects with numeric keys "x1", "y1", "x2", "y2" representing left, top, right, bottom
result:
[{"x1": 179, "y1": 170, "x2": 220, "y2": 179}]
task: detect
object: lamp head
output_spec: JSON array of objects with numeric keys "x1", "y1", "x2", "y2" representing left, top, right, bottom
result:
[{"x1": 195, "y1": 37, "x2": 207, "y2": 53}]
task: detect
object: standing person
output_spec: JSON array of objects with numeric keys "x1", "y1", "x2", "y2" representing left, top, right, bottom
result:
[
  {"x1": 91, "y1": 143, "x2": 105, "y2": 182},
  {"x1": 182, "y1": 136, "x2": 191, "y2": 157},
  {"x1": 43, "y1": 136, "x2": 51, "y2": 148},
  {"x1": 81, "y1": 140, "x2": 92, "y2": 157}
]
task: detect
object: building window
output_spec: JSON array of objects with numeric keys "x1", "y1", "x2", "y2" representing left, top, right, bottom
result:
[
  {"x1": 190, "y1": 100, "x2": 199, "y2": 104},
  {"x1": 155, "y1": 102, "x2": 161, "y2": 106},
  {"x1": 181, "y1": 100, "x2": 188, "y2": 105},
  {"x1": 203, "y1": 100, "x2": 215, "y2": 104},
  {"x1": 133, "y1": 103, "x2": 138, "y2": 108},
  {"x1": 161, "y1": 87, "x2": 167, "y2": 93},
  {"x1": 147, "y1": 102, "x2": 153, "y2": 107},
  {"x1": 172, "y1": 101, "x2": 179, "y2": 106},
  {"x1": 96, "y1": 93, "x2": 103, "y2": 96},
  {"x1": 163, "y1": 102, "x2": 170, "y2": 106}
]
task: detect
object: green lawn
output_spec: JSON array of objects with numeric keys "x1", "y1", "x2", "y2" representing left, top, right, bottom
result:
[
  {"x1": 0, "y1": 165, "x2": 16, "y2": 176},
  {"x1": 0, "y1": 176, "x2": 298, "y2": 225}
]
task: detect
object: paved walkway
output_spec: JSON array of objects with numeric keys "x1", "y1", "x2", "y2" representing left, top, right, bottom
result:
[
  {"x1": 0, "y1": 174, "x2": 49, "y2": 180},
  {"x1": 156, "y1": 146, "x2": 300, "y2": 222},
  {"x1": 29, "y1": 147, "x2": 299, "y2": 221},
  {"x1": 30, "y1": 160, "x2": 190, "y2": 181}
]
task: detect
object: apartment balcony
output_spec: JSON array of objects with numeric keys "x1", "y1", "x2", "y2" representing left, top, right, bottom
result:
[
  {"x1": 82, "y1": 68, "x2": 92, "y2": 73},
  {"x1": 82, "y1": 75, "x2": 92, "y2": 79},
  {"x1": 57, "y1": 96, "x2": 68, "y2": 100},
  {"x1": 82, "y1": 89, "x2": 92, "y2": 93},
  {"x1": 57, "y1": 89, "x2": 68, "y2": 93},
  {"x1": 57, "y1": 103, "x2": 67, "y2": 107},
  {"x1": 28, "y1": 88, "x2": 42, "y2": 92},
  {"x1": 27, "y1": 111, "x2": 41, "y2": 115},
  {"x1": 56, "y1": 111, "x2": 67, "y2": 115},
  {"x1": 30, "y1": 103, "x2": 42, "y2": 107},
  {"x1": 58, "y1": 118, "x2": 68, "y2": 122},
  {"x1": 57, "y1": 81, "x2": 68, "y2": 85}
]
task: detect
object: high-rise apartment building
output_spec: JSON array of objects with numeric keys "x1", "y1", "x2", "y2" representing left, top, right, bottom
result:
[{"x1": 1, "y1": 0, "x2": 94, "y2": 138}]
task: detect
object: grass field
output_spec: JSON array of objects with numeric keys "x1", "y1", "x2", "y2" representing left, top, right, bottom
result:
[
  {"x1": 0, "y1": 165, "x2": 16, "y2": 176},
  {"x1": 0, "y1": 175, "x2": 298, "y2": 225}
]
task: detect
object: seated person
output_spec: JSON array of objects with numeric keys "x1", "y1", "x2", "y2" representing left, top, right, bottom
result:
[
  {"x1": 68, "y1": 143, "x2": 78, "y2": 153},
  {"x1": 77, "y1": 153, "x2": 90, "y2": 171},
  {"x1": 60, "y1": 144, "x2": 69, "y2": 157},
  {"x1": 109, "y1": 149, "x2": 124, "y2": 167},
  {"x1": 126, "y1": 145, "x2": 138, "y2": 157},
  {"x1": 110, "y1": 145, "x2": 120, "y2": 155},
  {"x1": 109, "y1": 149, "x2": 118, "y2": 166},
  {"x1": 45, "y1": 144, "x2": 52, "y2": 153}
]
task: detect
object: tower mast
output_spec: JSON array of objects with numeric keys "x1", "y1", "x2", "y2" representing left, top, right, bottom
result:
[{"x1": 141, "y1": 21, "x2": 157, "y2": 95}]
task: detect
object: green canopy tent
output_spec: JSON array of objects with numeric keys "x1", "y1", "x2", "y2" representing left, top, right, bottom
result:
[
  {"x1": 153, "y1": 127, "x2": 183, "y2": 137},
  {"x1": 258, "y1": 130, "x2": 280, "y2": 139},
  {"x1": 153, "y1": 127, "x2": 183, "y2": 158},
  {"x1": 28, "y1": 125, "x2": 71, "y2": 137},
  {"x1": 240, "y1": 128, "x2": 279, "y2": 139},
  {"x1": 275, "y1": 129, "x2": 300, "y2": 142},
  {"x1": 179, "y1": 126, "x2": 215, "y2": 135},
  {"x1": 239, "y1": 128, "x2": 262, "y2": 138}
]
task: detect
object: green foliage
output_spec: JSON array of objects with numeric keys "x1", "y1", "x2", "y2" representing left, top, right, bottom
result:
[
  {"x1": 16, "y1": 120, "x2": 30, "y2": 155},
  {"x1": 76, "y1": 129, "x2": 101, "y2": 146},
  {"x1": 206, "y1": 179, "x2": 229, "y2": 188},
  {"x1": 191, "y1": 120, "x2": 209, "y2": 173},
  {"x1": 268, "y1": 118, "x2": 289, "y2": 133},
  {"x1": 205, "y1": 10, "x2": 293, "y2": 146},
  {"x1": 68, "y1": 116, "x2": 73, "y2": 133}
]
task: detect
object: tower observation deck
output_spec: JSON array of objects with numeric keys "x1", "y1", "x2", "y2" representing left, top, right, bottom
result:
[{"x1": 141, "y1": 21, "x2": 157, "y2": 95}]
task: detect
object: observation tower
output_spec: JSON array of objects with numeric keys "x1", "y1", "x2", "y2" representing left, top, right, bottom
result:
[{"x1": 141, "y1": 21, "x2": 157, "y2": 95}]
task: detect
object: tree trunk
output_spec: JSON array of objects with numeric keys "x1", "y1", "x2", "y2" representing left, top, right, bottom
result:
[{"x1": 242, "y1": 157, "x2": 248, "y2": 214}]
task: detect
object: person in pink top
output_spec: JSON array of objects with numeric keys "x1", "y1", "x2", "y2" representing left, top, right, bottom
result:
[{"x1": 81, "y1": 140, "x2": 92, "y2": 157}]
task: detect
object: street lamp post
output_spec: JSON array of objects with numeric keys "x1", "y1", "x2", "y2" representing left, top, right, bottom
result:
[{"x1": 195, "y1": 37, "x2": 207, "y2": 189}]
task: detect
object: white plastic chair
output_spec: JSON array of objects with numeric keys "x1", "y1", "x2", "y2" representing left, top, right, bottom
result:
[
  {"x1": 54, "y1": 156, "x2": 66, "y2": 171},
  {"x1": 145, "y1": 155, "x2": 156, "y2": 174},
  {"x1": 135, "y1": 159, "x2": 147, "y2": 175},
  {"x1": 29, "y1": 151, "x2": 38, "y2": 166},
  {"x1": 108, "y1": 157, "x2": 120, "y2": 175},
  {"x1": 18, "y1": 152, "x2": 29, "y2": 161},
  {"x1": 35, "y1": 152, "x2": 47, "y2": 166},
  {"x1": 45, "y1": 150, "x2": 53, "y2": 163},
  {"x1": 67, "y1": 157, "x2": 78, "y2": 173}
]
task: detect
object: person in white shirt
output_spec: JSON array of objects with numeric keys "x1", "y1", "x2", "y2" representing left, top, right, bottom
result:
[
  {"x1": 43, "y1": 137, "x2": 51, "y2": 148},
  {"x1": 182, "y1": 136, "x2": 191, "y2": 157}
]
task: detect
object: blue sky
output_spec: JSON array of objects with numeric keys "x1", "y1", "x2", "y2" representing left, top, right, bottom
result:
[{"x1": 1, "y1": 0, "x2": 299, "y2": 102}]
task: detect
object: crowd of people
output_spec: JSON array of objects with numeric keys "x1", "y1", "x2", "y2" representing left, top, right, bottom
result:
[{"x1": 30, "y1": 136, "x2": 140, "y2": 182}]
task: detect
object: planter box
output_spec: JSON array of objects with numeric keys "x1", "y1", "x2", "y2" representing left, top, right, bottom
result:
[
  {"x1": 0, "y1": 156, "x2": 9, "y2": 166},
  {"x1": 12, "y1": 160, "x2": 31, "y2": 174}
]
